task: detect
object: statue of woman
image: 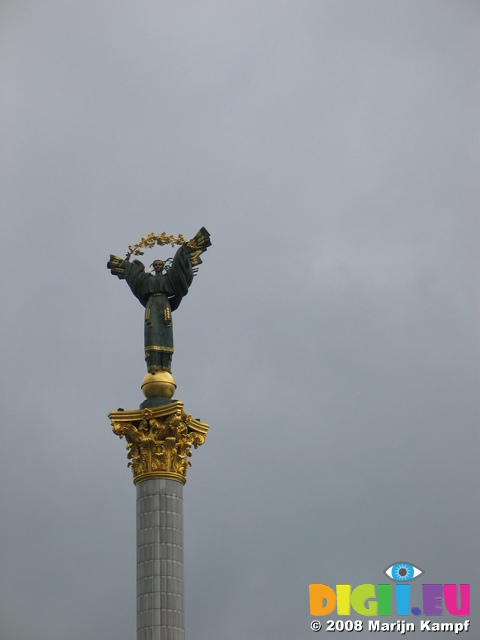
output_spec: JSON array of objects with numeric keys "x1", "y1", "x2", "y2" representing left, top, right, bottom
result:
[{"x1": 107, "y1": 227, "x2": 211, "y2": 375}]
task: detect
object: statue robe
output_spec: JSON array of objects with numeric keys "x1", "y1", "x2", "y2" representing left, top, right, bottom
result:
[{"x1": 124, "y1": 247, "x2": 194, "y2": 373}]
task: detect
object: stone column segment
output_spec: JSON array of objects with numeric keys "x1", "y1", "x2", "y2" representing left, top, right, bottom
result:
[{"x1": 137, "y1": 478, "x2": 184, "y2": 640}]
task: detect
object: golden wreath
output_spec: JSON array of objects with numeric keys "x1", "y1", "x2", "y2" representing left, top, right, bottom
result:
[{"x1": 125, "y1": 232, "x2": 186, "y2": 261}]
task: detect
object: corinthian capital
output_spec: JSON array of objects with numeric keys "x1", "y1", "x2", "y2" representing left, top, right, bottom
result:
[{"x1": 109, "y1": 401, "x2": 209, "y2": 485}]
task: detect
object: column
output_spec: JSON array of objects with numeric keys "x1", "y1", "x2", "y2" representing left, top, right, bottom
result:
[
  {"x1": 109, "y1": 401, "x2": 209, "y2": 640},
  {"x1": 137, "y1": 479, "x2": 184, "y2": 640}
]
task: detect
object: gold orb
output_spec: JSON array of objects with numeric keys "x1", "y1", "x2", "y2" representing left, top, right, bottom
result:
[{"x1": 141, "y1": 371, "x2": 176, "y2": 399}]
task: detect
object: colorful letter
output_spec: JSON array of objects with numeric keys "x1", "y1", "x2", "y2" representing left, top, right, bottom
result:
[
  {"x1": 395, "y1": 584, "x2": 410, "y2": 615},
  {"x1": 444, "y1": 584, "x2": 470, "y2": 616},
  {"x1": 309, "y1": 584, "x2": 336, "y2": 616},
  {"x1": 422, "y1": 584, "x2": 443, "y2": 615},
  {"x1": 351, "y1": 584, "x2": 377, "y2": 616},
  {"x1": 377, "y1": 584, "x2": 392, "y2": 616},
  {"x1": 336, "y1": 584, "x2": 351, "y2": 615}
]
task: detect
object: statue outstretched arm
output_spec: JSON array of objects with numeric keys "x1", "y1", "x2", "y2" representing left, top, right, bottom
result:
[
  {"x1": 107, "y1": 254, "x2": 127, "y2": 280},
  {"x1": 182, "y1": 227, "x2": 211, "y2": 270}
]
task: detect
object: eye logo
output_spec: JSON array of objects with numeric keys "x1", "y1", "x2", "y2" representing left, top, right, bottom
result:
[{"x1": 384, "y1": 562, "x2": 423, "y2": 582}]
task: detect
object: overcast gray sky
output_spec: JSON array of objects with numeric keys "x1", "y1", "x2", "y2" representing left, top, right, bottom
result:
[{"x1": 1, "y1": 1, "x2": 478, "y2": 638}]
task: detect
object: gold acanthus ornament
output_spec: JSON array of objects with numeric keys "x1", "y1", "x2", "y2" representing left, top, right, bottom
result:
[{"x1": 109, "y1": 402, "x2": 209, "y2": 485}]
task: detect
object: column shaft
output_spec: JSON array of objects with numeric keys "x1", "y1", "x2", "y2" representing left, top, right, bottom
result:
[{"x1": 136, "y1": 479, "x2": 184, "y2": 640}]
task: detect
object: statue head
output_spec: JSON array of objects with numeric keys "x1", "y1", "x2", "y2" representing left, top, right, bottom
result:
[{"x1": 151, "y1": 259, "x2": 165, "y2": 275}]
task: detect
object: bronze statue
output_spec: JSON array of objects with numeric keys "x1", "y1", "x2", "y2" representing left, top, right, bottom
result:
[{"x1": 107, "y1": 228, "x2": 211, "y2": 402}]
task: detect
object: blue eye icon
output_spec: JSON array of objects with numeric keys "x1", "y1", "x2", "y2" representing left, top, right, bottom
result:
[{"x1": 384, "y1": 562, "x2": 424, "y2": 582}]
